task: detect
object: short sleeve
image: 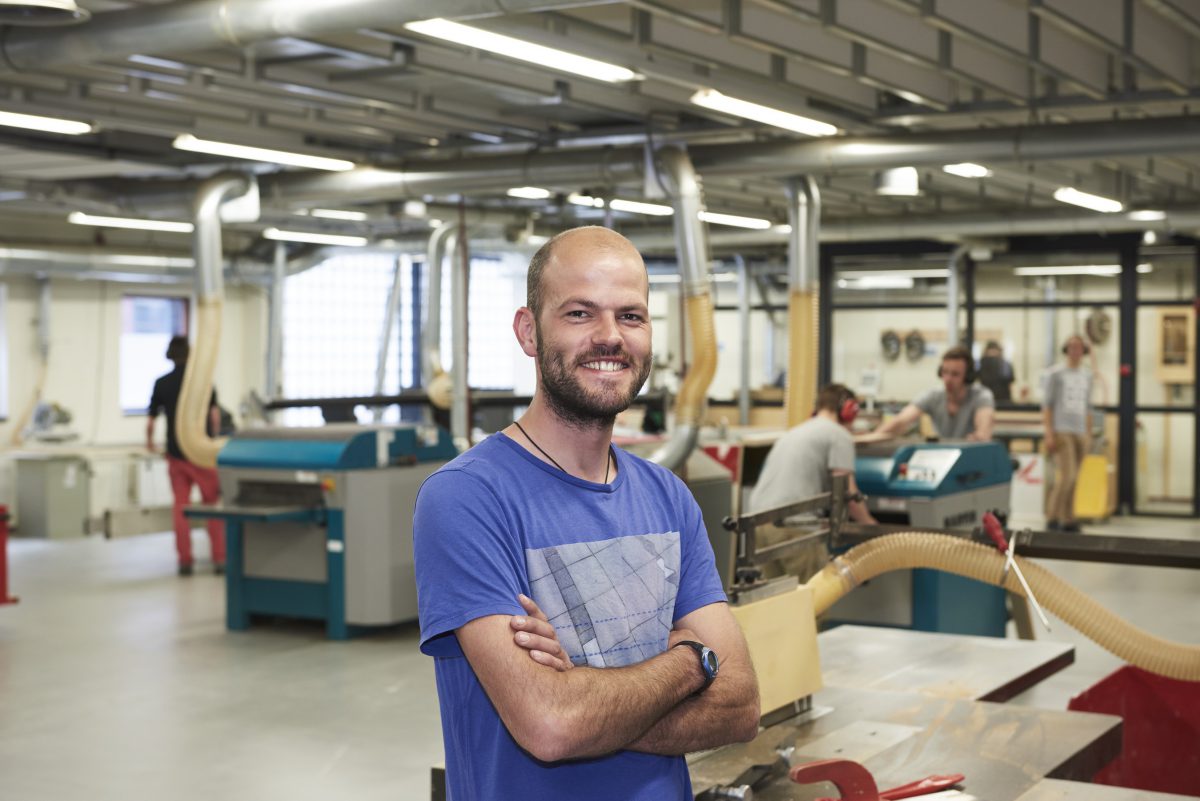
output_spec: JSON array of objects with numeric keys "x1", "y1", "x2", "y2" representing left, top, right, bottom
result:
[
  {"x1": 413, "y1": 469, "x2": 527, "y2": 657},
  {"x1": 828, "y1": 427, "x2": 855, "y2": 473},
  {"x1": 148, "y1": 378, "x2": 163, "y2": 417},
  {"x1": 670, "y1": 477, "x2": 727, "y2": 623},
  {"x1": 974, "y1": 386, "x2": 995, "y2": 409},
  {"x1": 1042, "y1": 371, "x2": 1059, "y2": 410},
  {"x1": 913, "y1": 388, "x2": 938, "y2": 414}
]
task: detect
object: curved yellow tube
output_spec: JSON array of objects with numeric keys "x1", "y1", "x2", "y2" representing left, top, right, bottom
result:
[
  {"x1": 176, "y1": 298, "x2": 227, "y2": 468},
  {"x1": 674, "y1": 291, "x2": 717, "y2": 427},
  {"x1": 785, "y1": 289, "x2": 818, "y2": 427},
  {"x1": 804, "y1": 532, "x2": 1200, "y2": 681}
]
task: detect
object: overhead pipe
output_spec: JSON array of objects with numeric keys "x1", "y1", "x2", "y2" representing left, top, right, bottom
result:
[
  {"x1": 946, "y1": 245, "x2": 967, "y2": 347},
  {"x1": 176, "y1": 172, "x2": 251, "y2": 469},
  {"x1": 649, "y1": 146, "x2": 716, "y2": 470},
  {"x1": 0, "y1": 0, "x2": 623, "y2": 73},
  {"x1": 735, "y1": 254, "x2": 751, "y2": 427},
  {"x1": 784, "y1": 177, "x2": 820, "y2": 428},
  {"x1": 265, "y1": 240, "x2": 286, "y2": 401},
  {"x1": 629, "y1": 205, "x2": 1200, "y2": 252},
  {"x1": 9, "y1": 276, "x2": 51, "y2": 445},
  {"x1": 449, "y1": 229, "x2": 471, "y2": 450},
  {"x1": 372, "y1": 254, "x2": 406, "y2": 422},
  {"x1": 422, "y1": 222, "x2": 458, "y2": 412}
]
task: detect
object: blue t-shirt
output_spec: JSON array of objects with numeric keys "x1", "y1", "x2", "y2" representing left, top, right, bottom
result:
[{"x1": 414, "y1": 433, "x2": 727, "y2": 801}]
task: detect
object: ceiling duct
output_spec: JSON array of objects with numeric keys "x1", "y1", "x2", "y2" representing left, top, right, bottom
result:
[
  {"x1": 0, "y1": 0, "x2": 621, "y2": 72},
  {"x1": 0, "y1": 0, "x2": 88, "y2": 26}
]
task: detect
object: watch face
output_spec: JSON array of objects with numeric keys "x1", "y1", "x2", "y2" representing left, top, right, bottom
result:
[{"x1": 701, "y1": 647, "x2": 719, "y2": 679}]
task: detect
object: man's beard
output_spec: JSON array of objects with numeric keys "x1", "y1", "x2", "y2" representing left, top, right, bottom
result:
[{"x1": 536, "y1": 333, "x2": 651, "y2": 430}]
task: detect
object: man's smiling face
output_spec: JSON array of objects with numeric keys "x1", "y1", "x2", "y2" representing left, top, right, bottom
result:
[{"x1": 532, "y1": 228, "x2": 652, "y2": 429}]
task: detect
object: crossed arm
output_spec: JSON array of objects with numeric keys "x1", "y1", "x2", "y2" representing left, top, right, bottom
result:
[{"x1": 457, "y1": 596, "x2": 760, "y2": 763}]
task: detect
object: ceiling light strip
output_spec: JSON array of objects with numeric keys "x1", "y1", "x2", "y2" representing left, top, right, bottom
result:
[
  {"x1": 173, "y1": 134, "x2": 355, "y2": 172},
  {"x1": 690, "y1": 88, "x2": 837, "y2": 137},
  {"x1": 263, "y1": 228, "x2": 368, "y2": 247},
  {"x1": 68, "y1": 211, "x2": 194, "y2": 233}
]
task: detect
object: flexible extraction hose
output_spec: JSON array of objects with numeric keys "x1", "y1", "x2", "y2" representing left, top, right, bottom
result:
[
  {"x1": 804, "y1": 532, "x2": 1200, "y2": 681},
  {"x1": 784, "y1": 177, "x2": 820, "y2": 427},
  {"x1": 177, "y1": 172, "x2": 250, "y2": 469},
  {"x1": 649, "y1": 145, "x2": 717, "y2": 470},
  {"x1": 784, "y1": 289, "x2": 819, "y2": 428}
]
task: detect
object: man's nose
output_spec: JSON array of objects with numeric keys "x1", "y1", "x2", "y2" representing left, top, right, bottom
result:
[{"x1": 593, "y1": 313, "x2": 623, "y2": 347}]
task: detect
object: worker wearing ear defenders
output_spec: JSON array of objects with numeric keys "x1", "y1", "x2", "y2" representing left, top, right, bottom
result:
[{"x1": 869, "y1": 346, "x2": 996, "y2": 443}]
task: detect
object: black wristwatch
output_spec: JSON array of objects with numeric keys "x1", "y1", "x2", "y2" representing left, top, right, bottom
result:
[{"x1": 673, "y1": 640, "x2": 719, "y2": 695}]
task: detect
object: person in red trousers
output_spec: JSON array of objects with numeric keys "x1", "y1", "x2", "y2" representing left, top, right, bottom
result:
[{"x1": 145, "y1": 336, "x2": 225, "y2": 576}]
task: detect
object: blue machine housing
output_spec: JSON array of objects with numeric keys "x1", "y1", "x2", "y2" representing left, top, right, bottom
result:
[
  {"x1": 838, "y1": 440, "x2": 1015, "y2": 638},
  {"x1": 855, "y1": 440, "x2": 1012, "y2": 501},
  {"x1": 188, "y1": 424, "x2": 456, "y2": 639}
]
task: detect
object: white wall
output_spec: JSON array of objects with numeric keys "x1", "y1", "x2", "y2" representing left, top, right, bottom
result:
[{"x1": 0, "y1": 275, "x2": 268, "y2": 514}]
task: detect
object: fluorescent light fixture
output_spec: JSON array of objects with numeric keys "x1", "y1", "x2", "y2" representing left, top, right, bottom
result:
[
  {"x1": 1142, "y1": 230, "x2": 1158, "y2": 246},
  {"x1": 1137, "y1": 263, "x2": 1153, "y2": 274},
  {"x1": 307, "y1": 208, "x2": 368, "y2": 221},
  {"x1": 526, "y1": 234, "x2": 550, "y2": 246},
  {"x1": 690, "y1": 88, "x2": 837, "y2": 137},
  {"x1": 699, "y1": 211, "x2": 772, "y2": 229},
  {"x1": 943, "y1": 162, "x2": 992, "y2": 178},
  {"x1": 1128, "y1": 209, "x2": 1166, "y2": 222},
  {"x1": 648, "y1": 274, "x2": 681, "y2": 284},
  {"x1": 568, "y1": 193, "x2": 605, "y2": 208},
  {"x1": 68, "y1": 211, "x2": 193, "y2": 233},
  {"x1": 1012, "y1": 266, "x2": 1123, "y2": 278},
  {"x1": 507, "y1": 186, "x2": 552, "y2": 200},
  {"x1": 838, "y1": 268, "x2": 948, "y2": 280},
  {"x1": 262, "y1": 228, "x2": 368, "y2": 247},
  {"x1": 876, "y1": 167, "x2": 920, "y2": 196},
  {"x1": 405, "y1": 18, "x2": 638, "y2": 83},
  {"x1": 838, "y1": 276, "x2": 915, "y2": 290},
  {"x1": 173, "y1": 134, "x2": 355, "y2": 171},
  {"x1": 609, "y1": 198, "x2": 673, "y2": 216},
  {"x1": 0, "y1": 110, "x2": 91, "y2": 136},
  {"x1": 1053, "y1": 187, "x2": 1123, "y2": 213}
]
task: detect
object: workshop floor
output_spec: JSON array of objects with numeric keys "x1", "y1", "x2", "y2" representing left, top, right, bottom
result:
[{"x1": 1, "y1": 516, "x2": 1197, "y2": 801}]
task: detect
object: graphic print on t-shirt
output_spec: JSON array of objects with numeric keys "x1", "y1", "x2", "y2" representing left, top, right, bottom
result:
[{"x1": 526, "y1": 532, "x2": 681, "y2": 668}]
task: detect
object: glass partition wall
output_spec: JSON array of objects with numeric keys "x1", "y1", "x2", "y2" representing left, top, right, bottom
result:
[{"x1": 819, "y1": 236, "x2": 1199, "y2": 517}]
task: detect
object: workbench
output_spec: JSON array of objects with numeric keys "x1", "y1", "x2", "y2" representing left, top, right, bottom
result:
[
  {"x1": 689, "y1": 626, "x2": 1123, "y2": 801},
  {"x1": 1015, "y1": 779, "x2": 1199, "y2": 800}
]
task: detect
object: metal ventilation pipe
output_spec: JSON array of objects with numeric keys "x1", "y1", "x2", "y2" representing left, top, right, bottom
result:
[
  {"x1": 449, "y1": 230, "x2": 471, "y2": 451},
  {"x1": 0, "y1": 0, "x2": 623, "y2": 72},
  {"x1": 946, "y1": 245, "x2": 967, "y2": 348},
  {"x1": 422, "y1": 222, "x2": 458, "y2": 412},
  {"x1": 372, "y1": 254, "x2": 405, "y2": 422},
  {"x1": 784, "y1": 177, "x2": 820, "y2": 427},
  {"x1": 649, "y1": 146, "x2": 716, "y2": 470},
  {"x1": 177, "y1": 172, "x2": 250, "y2": 469}
]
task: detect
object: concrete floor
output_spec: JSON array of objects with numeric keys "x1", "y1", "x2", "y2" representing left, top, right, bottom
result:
[{"x1": 1, "y1": 517, "x2": 1197, "y2": 800}]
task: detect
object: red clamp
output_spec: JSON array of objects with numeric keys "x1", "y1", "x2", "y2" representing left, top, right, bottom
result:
[{"x1": 789, "y1": 758, "x2": 964, "y2": 801}]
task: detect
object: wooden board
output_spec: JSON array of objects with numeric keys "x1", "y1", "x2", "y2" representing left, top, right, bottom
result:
[{"x1": 731, "y1": 587, "x2": 822, "y2": 717}]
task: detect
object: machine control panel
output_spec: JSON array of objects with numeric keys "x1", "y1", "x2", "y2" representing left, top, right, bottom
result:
[{"x1": 897, "y1": 448, "x2": 960, "y2": 484}]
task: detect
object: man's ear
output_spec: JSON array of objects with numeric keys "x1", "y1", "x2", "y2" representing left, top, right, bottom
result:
[{"x1": 513, "y1": 307, "x2": 538, "y2": 357}]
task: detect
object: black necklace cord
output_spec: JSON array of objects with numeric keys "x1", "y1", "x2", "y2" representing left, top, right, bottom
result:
[{"x1": 513, "y1": 420, "x2": 613, "y2": 483}]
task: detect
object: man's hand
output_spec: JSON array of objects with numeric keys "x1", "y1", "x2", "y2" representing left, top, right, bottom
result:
[{"x1": 510, "y1": 594, "x2": 573, "y2": 672}]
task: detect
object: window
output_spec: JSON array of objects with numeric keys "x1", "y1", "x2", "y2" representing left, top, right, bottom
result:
[
  {"x1": 282, "y1": 252, "x2": 410, "y2": 426},
  {"x1": 120, "y1": 295, "x2": 188, "y2": 414}
]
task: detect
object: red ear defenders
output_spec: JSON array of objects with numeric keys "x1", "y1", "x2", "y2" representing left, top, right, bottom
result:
[
  {"x1": 838, "y1": 396, "x2": 860, "y2": 425},
  {"x1": 1062, "y1": 336, "x2": 1091, "y2": 355},
  {"x1": 937, "y1": 360, "x2": 977, "y2": 384}
]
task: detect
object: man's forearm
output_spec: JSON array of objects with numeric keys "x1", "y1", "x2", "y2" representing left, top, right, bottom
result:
[
  {"x1": 515, "y1": 644, "x2": 704, "y2": 761},
  {"x1": 626, "y1": 657, "x2": 758, "y2": 755}
]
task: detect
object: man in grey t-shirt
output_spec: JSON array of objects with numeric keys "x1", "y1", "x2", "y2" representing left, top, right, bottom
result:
[
  {"x1": 750, "y1": 384, "x2": 876, "y2": 524},
  {"x1": 1042, "y1": 334, "x2": 1095, "y2": 532},
  {"x1": 869, "y1": 346, "x2": 995, "y2": 442}
]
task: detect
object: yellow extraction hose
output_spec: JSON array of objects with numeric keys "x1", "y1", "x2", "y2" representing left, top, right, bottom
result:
[
  {"x1": 804, "y1": 532, "x2": 1200, "y2": 681},
  {"x1": 785, "y1": 289, "x2": 819, "y2": 428},
  {"x1": 674, "y1": 291, "x2": 717, "y2": 427},
  {"x1": 176, "y1": 298, "x2": 227, "y2": 469}
]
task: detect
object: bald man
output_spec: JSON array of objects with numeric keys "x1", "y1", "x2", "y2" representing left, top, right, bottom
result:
[{"x1": 414, "y1": 226, "x2": 759, "y2": 801}]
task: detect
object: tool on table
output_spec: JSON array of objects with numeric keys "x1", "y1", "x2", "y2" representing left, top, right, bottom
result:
[
  {"x1": 981, "y1": 512, "x2": 1051, "y2": 633},
  {"x1": 791, "y1": 758, "x2": 969, "y2": 801}
]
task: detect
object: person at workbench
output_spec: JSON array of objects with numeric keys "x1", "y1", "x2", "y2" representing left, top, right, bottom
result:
[
  {"x1": 413, "y1": 226, "x2": 760, "y2": 801},
  {"x1": 1043, "y1": 334, "x2": 1095, "y2": 533},
  {"x1": 868, "y1": 345, "x2": 995, "y2": 442},
  {"x1": 749, "y1": 383, "x2": 877, "y2": 526},
  {"x1": 145, "y1": 336, "x2": 224, "y2": 577}
]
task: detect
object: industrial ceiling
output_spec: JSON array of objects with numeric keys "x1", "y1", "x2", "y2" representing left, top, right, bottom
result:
[{"x1": 1, "y1": 0, "x2": 1199, "y2": 265}]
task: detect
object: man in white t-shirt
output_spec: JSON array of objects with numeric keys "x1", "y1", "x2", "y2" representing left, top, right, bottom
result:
[
  {"x1": 750, "y1": 383, "x2": 876, "y2": 526},
  {"x1": 1043, "y1": 334, "x2": 1095, "y2": 532}
]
